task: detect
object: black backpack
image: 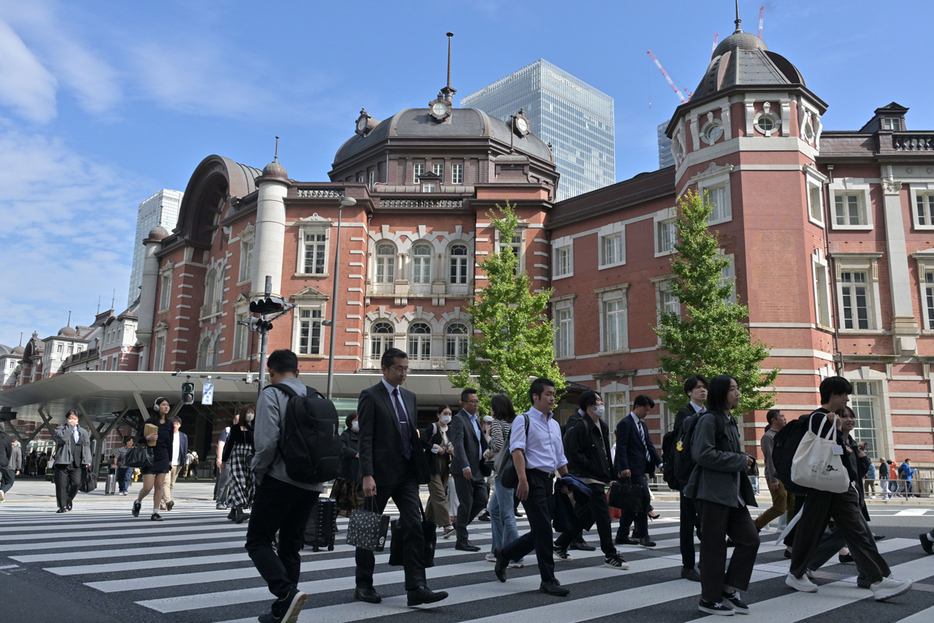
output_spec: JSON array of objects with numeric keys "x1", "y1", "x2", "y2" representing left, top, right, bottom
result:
[
  {"x1": 669, "y1": 413, "x2": 705, "y2": 490},
  {"x1": 772, "y1": 410, "x2": 825, "y2": 494},
  {"x1": 270, "y1": 383, "x2": 342, "y2": 484},
  {"x1": 661, "y1": 423, "x2": 685, "y2": 491}
]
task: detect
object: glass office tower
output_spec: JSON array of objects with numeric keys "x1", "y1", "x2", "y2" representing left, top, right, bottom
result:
[
  {"x1": 657, "y1": 122, "x2": 675, "y2": 169},
  {"x1": 127, "y1": 189, "x2": 183, "y2": 306},
  {"x1": 461, "y1": 59, "x2": 615, "y2": 201}
]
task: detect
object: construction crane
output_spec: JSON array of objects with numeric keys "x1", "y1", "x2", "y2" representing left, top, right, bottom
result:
[
  {"x1": 647, "y1": 50, "x2": 687, "y2": 104},
  {"x1": 758, "y1": 6, "x2": 764, "y2": 38},
  {"x1": 711, "y1": 33, "x2": 719, "y2": 58}
]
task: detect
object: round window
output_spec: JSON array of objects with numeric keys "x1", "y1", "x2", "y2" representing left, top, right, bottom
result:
[
  {"x1": 704, "y1": 123, "x2": 723, "y2": 144},
  {"x1": 757, "y1": 115, "x2": 775, "y2": 133}
]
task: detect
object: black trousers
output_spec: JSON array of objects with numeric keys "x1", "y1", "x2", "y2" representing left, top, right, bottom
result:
[
  {"x1": 453, "y1": 472, "x2": 489, "y2": 543},
  {"x1": 555, "y1": 482, "x2": 616, "y2": 557},
  {"x1": 1, "y1": 467, "x2": 14, "y2": 494},
  {"x1": 355, "y1": 469, "x2": 427, "y2": 591},
  {"x1": 502, "y1": 470, "x2": 556, "y2": 582},
  {"x1": 679, "y1": 491, "x2": 700, "y2": 569},
  {"x1": 696, "y1": 499, "x2": 759, "y2": 603},
  {"x1": 54, "y1": 464, "x2": 81, "y2": 509},
  {"x1": 245, "y1": 476, "x2": 319, "y2": 599},
  {"x1": 616, "y1": 474, "x2": 651, "y2": 540}
]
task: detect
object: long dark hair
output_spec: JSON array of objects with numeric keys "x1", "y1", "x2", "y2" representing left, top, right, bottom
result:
[
  {"x1": 706, "y1": 374, "x2": 738, "y2": 414},
  {"x1": 490, "y1": 394, "x2": 516, "y2": 423}
]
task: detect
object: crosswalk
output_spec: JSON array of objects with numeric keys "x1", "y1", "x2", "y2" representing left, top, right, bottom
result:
[{"x1": 2, "y1": 497, "x2": 934, "y2": 623}]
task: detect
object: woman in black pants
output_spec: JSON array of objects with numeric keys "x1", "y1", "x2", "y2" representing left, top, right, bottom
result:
[{"x1": 133, "y1": 397, "x2": 173, "y2": 521}]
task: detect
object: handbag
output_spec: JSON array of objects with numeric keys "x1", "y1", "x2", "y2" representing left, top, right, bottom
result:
[
  {"x1": 346, "y1": 496, "x2": 390, "y2": 551},
  {"x1": 609, "y1": 478, "x2": 643, "y2": 515},
  {"x1": 496, "y1": 414, "x2": 529, "y2": 489},
  {"x1": 79, "y1": 466, "x2": 97, "y2": 493},
  {"x1": 125, "y1": 445, "x2": 153, "y2": 469},
  {"x1": 607, "y1": 491, "x2": 621, "y2": 520},
  {"x1": 388, "y1": 499, "x2": 437, "y2": 568},
  {"x1": 791, "y1": 413, "x2": 850, "y2": 493}
]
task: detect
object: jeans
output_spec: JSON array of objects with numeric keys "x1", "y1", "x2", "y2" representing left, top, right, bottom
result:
[
  {"x1": 488, "y1": 474, "x2": 520, "y2": 558},
  {"x1": 116, "y1": 467, "x2": 132, "y2": 493}
]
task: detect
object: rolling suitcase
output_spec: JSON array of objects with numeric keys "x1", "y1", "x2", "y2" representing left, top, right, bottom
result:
[
  {"x1": 105, "y1": 472, "x2": 117, "y2": 495},
  {"x1": 303, "y1": 498, "x2": 338, "y2": 552}
]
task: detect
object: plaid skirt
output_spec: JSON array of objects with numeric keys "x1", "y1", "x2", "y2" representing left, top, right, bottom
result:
[{"x1": 227, "y1": 442, "x2": 255, "y2": 509}]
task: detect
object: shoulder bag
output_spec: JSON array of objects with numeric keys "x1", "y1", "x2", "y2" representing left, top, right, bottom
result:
[
  {"x1": 790, "y1": 412, "x2": 850, "y2": 493},
  {"x1": 496, "y1": 414, "x2": 529, "y2": 489}
]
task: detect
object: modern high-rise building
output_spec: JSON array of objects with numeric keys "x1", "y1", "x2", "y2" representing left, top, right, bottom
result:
[
  {"x1": 461, "y1": 59, "x2": 615, "y2": 201},
  {"x1": 657, "y1": 121, "x2": 674, "y2": 169},
  {"x1": 127, "y1": 189, "x2": 183, "y2": 306}
]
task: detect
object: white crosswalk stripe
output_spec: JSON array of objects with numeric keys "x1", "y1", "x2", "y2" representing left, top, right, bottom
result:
[{"x1": 2, "y1": 499, "x2": 933, "y2": 623}]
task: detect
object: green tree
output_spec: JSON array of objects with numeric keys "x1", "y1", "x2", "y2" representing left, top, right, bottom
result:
[
  {"x1": 655, "y1": 190, "x2": 778, "y2": 415},
  {"x1": 448, "y1": 200, "x2": 565, "y2": 414}
]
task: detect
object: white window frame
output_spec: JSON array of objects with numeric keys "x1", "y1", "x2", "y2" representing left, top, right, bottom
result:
[
  {"x1": 294, "y1": 306, "x2": 325, "y2": 356},
  {"x1": 407, "y1": 322, "x2": 432, "y2": 362},
  {"x1": 411, "y1": 243, "x2": 433, "y2": 284},
  {"x1": 422, "y1": 182, "x2": 435, "y2": 193},
  {"x1": 432, "y1": 163, "x2": 444, "y2": 179},
  {"x1": 233, "y1": 310, "x2": 250, "y2": 361},
  {"x1": 448, "y1": 243, "x2": 470, "y2": 285},
  {"x1": 693, "y1": 165, "x2": 734, "y2": 226},
  {"x1": 552, "y1": 295, "x2": 575, "y2": 359},
  {"x1": 913, "y1": 250, "x2": 934, "y2": 332},
  {"x1": 596, "y1": 284, "x2": 629, "y2": 354},
  {"x1": 654, "y1": 278, "x2": 680, "y2": 321},
  {"x1": 829, "y1": 180, "x2": 872, "y2": 231},
  {"x1": 451, "y1": 163, "x2": 464, "y2": 185},
  {"x1": 158, "y1": 270, "x2": 172, "y2": 311},
  {"x1": 298, "y1": 227, "x2": 330, "y2": 276},
  {"x1": 598, "y1": 223, "x2": 626, "y2": 269},
  {"x1": 849, "y1": 380, "x2": 883, "y2": 455},
  {"x1": 413, "y1": 163, "x2": 424, "y2": 184},
  {"x1": 239, "y1": 236, "x2": 254, "y2": 284},
  {"x1": 654, "y1": 207, "x2": 677, "y2": 257},
  {"x1": 832, "y1": 253, "x2": 883, "y2": 332},
  {"x1": 368, "y1": 170, "x2": 376, "y2": 189},
  {"x1": 369, "y1": 321, "x2": 395, "y2": 362},
  {"x1": 806, "y1": 172, "x2": 825, "y2": 227},
  {"x1": 445, "y1": 322, "x2": 470, "y2": 361},
  {"x1": 881, "y1": 118, "x2": 901, "y2": 131},
  {"x1": 552, "y1": 236, "x2": 573, "y2": 280},
  {"x1": 909, "y1": 183, "x2": 934, "y2": 230},
  {"x1": 720, "y1": 251, "x2": 736, "y2": 305},
  {"x1": 812, "y1": 249, "x2": 832, "y2": 329},
  {"x1": 375, "y1": 242, "x2": 397, "y2": 284}
]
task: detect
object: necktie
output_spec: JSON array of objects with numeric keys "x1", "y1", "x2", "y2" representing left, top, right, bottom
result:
[
  {"x1": 393, "y1": 388, "x2": 412, "y2": 460},
  {"x1": 73, "y1": 427, "x2": 79, "y2": 444},
  {"x1": 637, "y1": 419, "x2": 650, "y2": 461}
]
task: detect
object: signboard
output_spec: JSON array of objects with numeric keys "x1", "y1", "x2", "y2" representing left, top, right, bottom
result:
[{"x1": 202, "y1": 381, "x2": 214, "y2": 406}]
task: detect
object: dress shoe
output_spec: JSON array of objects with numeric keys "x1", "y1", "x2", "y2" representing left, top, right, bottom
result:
[
  {"x1": 569, "y1": 540, "x2": 596, "y2": 551},
  {"x1": 638, "y1": 537, "x2": 656, "y2": 547},
  {"x1": 493, "y1": 547, "x2": 508, "y2": 582},
  {"x1": 539, "y1": 578, "x2": 570, "y2": 597},
  {"x1": 874, "y1": 534, "x2": 886, "y2": 541},
  {"x1": 477, "y1": 511, "x2": 491, "y2": 521},
  {"x1": 920, "y1": 533, "x2": 934, "y2": 555},
  {"x1": 783, "y1": 548, "x2": 792, "y2": 559},
  {"x1": 455, "y1": 540, "x2": 481, "y2": 552},
  {"x1": 56, "y1": 508, "x2": 67, "y2": 513},
  {"x1": 407, "y1": 586, "x2": 448, "y2": 606},
  {"x1": 234, "y1": 508, "x2": 251, "y2": 524},
  {"x1": 132, "y1": 500, "x2": 141, "y2": 517},
  {"x1": 838, "y1": 553, "x2": 854, "y2": 563},
  {"x1": 681, "y1": 567, "x2": 702, "y2": 582},
  {"x1": 615, "y1": 536, "x2": 637, "y2": 545},
  {"x1": 353, "y1": 586, "x2": 382, "y2": 603},
  {"x1": 66, "y1": 500, "x2": 73, "y2": 511}
]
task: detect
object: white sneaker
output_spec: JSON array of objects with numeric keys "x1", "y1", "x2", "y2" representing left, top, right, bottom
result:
[
  {"x1": 485, "y1": 553, "x2": 497, "y2": 562},
  {"x1": 0, "y1": 489, "x2": 4, "y2": 502},
  {"x1": 871, "y1": 576, "x2": 911, "y2": 601},
  {"x1": 785, "y1": 573, "x2": 818, "y2": 593},
  {"x1": 508, "y1": 560, "x2": 524, "y2": 568}
]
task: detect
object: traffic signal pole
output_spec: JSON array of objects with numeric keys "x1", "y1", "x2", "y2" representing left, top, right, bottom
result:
[{"x1": 257, "y1": 276, "x2": 272, "y2": 394}]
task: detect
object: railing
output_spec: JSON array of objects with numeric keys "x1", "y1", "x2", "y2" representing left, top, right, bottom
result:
[
  {"x1": 891, "y1": 133, "x2": 934, "y2": 151},
  {"x1": 380, "y1": 198, "x2": 463, "y2": 209},
  {"x1": 199, "y1": 300, "x2": 222, "y2": 319},
  {"x1": 362, "y1": 356, "x2": 461, "y2": 371},
  {"x1": 296, "y1": 188, "x2": 343, "y2": 198}
]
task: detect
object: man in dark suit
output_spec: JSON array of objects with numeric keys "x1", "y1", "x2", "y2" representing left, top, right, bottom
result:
[
  {"x1": 673, "y1": 375, "x2": 708, "y2": 582},
  {"x1": 450, "y1": 388, "x2": 491, "y2": 551},
  {"x1": 614, "y1": 394, "x2": 662, "y2": 546},
  {"x1": 162, "y1": 416, "x2": 188, "y2": 511},
  {"x1": 52, "y1": 409, "x2": 92, "y2": 513},
  {"x1": 355, "y1": 348, "x2": 448, "y2": 607}
]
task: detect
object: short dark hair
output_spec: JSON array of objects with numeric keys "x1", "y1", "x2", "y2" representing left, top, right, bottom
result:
[
  {"x1": 460, "y1": 388, "x2": 478, "y2": 404},
  {"x1": 267, "y1": 349, "x2": 299, "y2": 375},
  {"x1": 381, "y1": 347, "x2": 408, "y2": 369},
  {"x1": 766, "y1": 409, "x2": 782, "y2": 427},
  {"x1": 169, "y1": 415, "x2": 182, "y2": 425},
  {"x1": 65, "y1": 409, "x2": 79, "y2": 420},
  {"x1": 579, "y1": 390, "x2": 601, "y2": 412},
  {"x1": 124, "y1": 437, "x2": 133, "y2": 445},
  {"x1": 436, "y1": 404, "x2": 451, "y2": 417},
  {"x1": 707, "y1": 374, "x2": 738, "y2": 413},
  {"x1": 819, "y1": 376, "x2": 852, "y2": 404},
  {"x1": 684, "y1": 375, "x2": 709, "y2": 395},
  {"x1": 491, "y1": 394, "x2": 516, "y2": 423},
  {"x1": 344, "y1": 411, "x2": 358, "y2": 428},
  {"x1": 633, "y1": 394, "x2": 655, "y2": 409},
  {"x1": 529, "y1": 378, "x2": 555, "y2": 404}
]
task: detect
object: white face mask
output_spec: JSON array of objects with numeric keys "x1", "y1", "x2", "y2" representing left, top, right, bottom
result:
[
  {"x1": 483, "y1": 416, "x2": 493, "y2": 423},
  {"x1": 351, "y1": 421, "x2": 359, "y2": 432},
  {"x1": 440, "y1": 415, "x2": 451, "y2": 425},
  {"x1": 245, "y1": 412, "x2": 254, "y2": 422},
  {"x1": 593, "y1": 405, "x2": 605, "y2": 418}
]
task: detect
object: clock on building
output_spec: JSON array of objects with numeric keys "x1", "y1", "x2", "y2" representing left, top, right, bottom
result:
[
  {"x1": 429, "y1": 97, "x2": 451, "y2": 122},
  {"x1": 513, "y1": 108, "x2": 531, "y2": 137}
]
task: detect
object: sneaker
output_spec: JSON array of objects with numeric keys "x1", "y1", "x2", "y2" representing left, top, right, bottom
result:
[
  {"x1": 785, "y1": 573, "x2": 818, "y2": 593},
  {"x1": 121, "y1": 491, "x2": 128, "y2": 496},
  {"x1": 508, "y1": 560, "x2": 524, "y2": 568},
  {"x1": 442, "y1": 526, "x2": 455, "y2": 539},
  {"x1": 485, "y1": 553, "x2": 497, "y2": 562},
  {"x1": 920, "y1": 533, "x2": 934, "y2": 555},
  {"x1": 273, "y1": 586, "x2": 307, "y2": 623},
  {"x1": 0, "y1": 489, "x2": 4, "y2": 502},
  {"x1": 151, "y1": 513, "x2": 164, "y2": 522},
  {"x1": 698, "y1": 599, "x2": 734, "y2": 616},
  {"x1": 165, "y1": 500, "x2": 174, "y2": 511},
  {"x1": 132, "y1": 500, "x2": 141, "y2": 517},
  {"x1": 723, "y1": 591, "x2": 750, "y2": 614},
  {"x1": 604, "y1": 554, "x2": 629, "y2": 570},
  {"x1": 871, "y1": 576, "x2": 911, "y2": 601},
  {"x1": 553, "y1": 547, "x2": 572, "y2": 562},
  {"x1": 216, "y1": 502, "x2": 228, "y2": 510},
  {"x1": 477, "y1": 511, "x2": 491, "y2": 521}
]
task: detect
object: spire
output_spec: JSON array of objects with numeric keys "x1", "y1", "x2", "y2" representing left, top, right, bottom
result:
[
  {"x1": 734, "y1": 0, "x2": 743, "y2": 32},
  {"x1": 440, "y1": 32, "x2": 456, "y2": 102}
]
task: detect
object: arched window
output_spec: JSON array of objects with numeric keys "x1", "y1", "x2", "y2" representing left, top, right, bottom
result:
[
  {"x1": 375, "y1": 243, "x2": 396, "y2": 283},
  {"x1": 408, "y1": 322, "x2": 432, "y2": 361},
  {"x1": 197, "y1": 335, "x2": 212, "y2": 369},
  {"x1": 412, "y1": 244, "x2": 432, "y2": 284},
  {"x1": 370, "y1": 321, "x2": 394, "y2": 359},
  {"x1": 449, "y1": 243, "x2": 469, "y2": 284},
  {"x1": 445, "y1": 323, "x2": 469, "y2": 360}
]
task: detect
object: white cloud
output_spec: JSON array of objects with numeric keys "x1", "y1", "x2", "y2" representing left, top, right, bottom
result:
[{"x1": 0, "y1": 19, "x2": 57, "y2": 123}]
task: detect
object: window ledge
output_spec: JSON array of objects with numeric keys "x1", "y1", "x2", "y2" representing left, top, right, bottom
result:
[
  {"x1": 553, "y1": 272, "x2": 574, "y2": 280},
  {"x1": 294, "y1": 273, "x2": 330, "y2": 279},
  {"x1": 598, "y1": 261, "x2": 626, "y2": 270},
  {"x1": 555, "y1": 355, "x2": 576, "y2": 361},
  {"x1": 597, "y1": 348, "x2": 631, "y2": 356},
  {"x1": 807, "y1": 217, "x2": 825, "y2": 229},
  {"x1": 912, "y1": 224, "x2": 934, "y2": 231},
  {"x1": 708, "y1": 216, "x2": 732, "y2": 226},
  {"x1": 236, "y1": 279, "x2": 251, "y2": 287},
  {"x1": 297, "y1": 354, "x2": 327, "y2": 359},
  {"x1": 837, "y1": 329, "x2": 885, "y2": 335},
  {"x1": 655, "y1": 249, "x2": 674, "y2": 258},
  {"x1": 831, "y1": 224, "x2": 873, "y2": 231}
]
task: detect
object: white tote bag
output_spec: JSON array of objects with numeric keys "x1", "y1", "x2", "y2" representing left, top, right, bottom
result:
[{"x1": 790, "y1": 413, "x2": 850, "y2": 493}]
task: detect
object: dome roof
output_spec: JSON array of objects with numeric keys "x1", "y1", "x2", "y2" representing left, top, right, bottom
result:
[
  {"x1": 147, "y1": 225, "x2": 170, "y2": 241},
  {"x1": 333, "y1": 108, "x2": 554, "y2": 165},
  {"x1": 261, "y1": 160, "x2": 289, "y2": 181},
  {"x1": 12, "y1": 345, "x2": 24, "y2": 355},
  {"x1": 58, "y1": 326, "x2": 77, "y2": 338},
  {"x1": 691, "y1": 27, "x2": 806, "y2": 101}
]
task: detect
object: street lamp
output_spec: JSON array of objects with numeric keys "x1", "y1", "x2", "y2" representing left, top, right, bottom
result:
[{"x1": 326, "y1": 195, "x2": 357, "y2": 399}]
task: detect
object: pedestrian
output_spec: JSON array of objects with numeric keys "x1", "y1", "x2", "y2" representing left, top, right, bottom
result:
[
  {"x1": 224, "y1": 403, "x2": 256, "y2": 524},
  {"x1": 0, "y1": 429, "x2": 14, "y2": 502},
  {"x1": 899, "y1": 459, "x2": 917, "y2": 497},
  {"x1": 785, "y1": 376, "x2": 911, "y2": 601},
  {"x1": 245, "y1": 350, "x2": 322, "y2": 623},
  {"x1": 11, "y1": 439, "x2": 23, "y2": 476},
  {"x1": 215, "y1": 417, "x2": 235, "y2": 509},
  {"x1": 353, "y1": 348, "x2": 448, "y2": 607},
  {"x1": 450, "y1": 388, "x2": 491, "y2": 552},
  {"x1": 614, "y1": 394, "x2": 662, "y2": 547},
  {"x1": 492, "y1": 378, "x2": 572, "y2": 597},
  {"x1": 477, "y1": 413, "x2": 494, "y2": 522},
  {"x1": 113, "y1": 437, "x2": 134, "y2": 495},
  {"x1": 673, "y1": 375, "x2": 708, "y2": 582},
  {"x1": 420, "y1": 405, "x2": 455, "y2": 539},
  {"x1": 554, "y1": 390, "x2": 628, "y2": 570},
  {"x1": 683, "y1": 374, "x2": 759, "y2": 616},
  {"x1": 52, "y1": 410, "x2": 92, "y2": 513},
  {"x1": 161, "y1": 416, "x2": 189, "y2": 511},
  {"x1": 186, "y1": 450, "x2": 199, "y2": 479},
  {"x1": 863, "y1": 459, "x2": 877, "y2": 498},
  {"x1": 132, "y1": 398, "x2": 173, "y2": 521},
  {"x1": 878, "y1": 457, "x2": 889, "y2": 499},
  {"x1": 754, "y1": 410, "x2": 795, "y2": 554},
  {"x1": 486, "y1": 394, "x2": 523, "y2": 567},
  {"x1": 332, "y1": 411, "x2": 362, "y2": 518}
]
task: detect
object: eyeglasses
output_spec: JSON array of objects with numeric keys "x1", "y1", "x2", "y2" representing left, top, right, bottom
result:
[{"x1": 390, "y1": 366, "x2": 409, "y2": 374}]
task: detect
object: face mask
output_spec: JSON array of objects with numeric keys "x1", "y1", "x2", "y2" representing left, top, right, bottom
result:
[
  {"x1": 245, "y1": 413, "x2": 254, "y2": 422},
  {"x1": 440, "y1": 416, "x2": 451, "y2": 425},
  {"x1": 593, "y1": 405, "x2": 605, "y2": 418},
  {"x1": 483, "y1": 416, "x2": 493, "y2": 423},
  {"x1": 351, "y1": 421, "x2": 359, "y2": 432}
]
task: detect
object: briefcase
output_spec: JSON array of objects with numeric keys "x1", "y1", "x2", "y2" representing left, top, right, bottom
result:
[
  {"x1": 388, "y1": 500, "x2": 436, "y2": 568},
  {"x1": 608, "y1": 478, "x2": 643, "y2": 515},
  {"x1": 346, "y1": 496, "x2": 389, "y2": 552}
]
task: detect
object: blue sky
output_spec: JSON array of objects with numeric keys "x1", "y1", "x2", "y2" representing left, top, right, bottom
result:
[{"x1": 1, "y1": 0, "x2": 932, "y2": 349}]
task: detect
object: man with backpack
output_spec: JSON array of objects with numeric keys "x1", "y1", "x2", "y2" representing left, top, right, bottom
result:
[
  {"x1": 899, "y1": 459, "x2": 917, "y2": 497},
  {"x1": 754, "y1": 410, "x2": 795, "y2": 534},
  {"x1": 245, "y1": 349, "x2": 322, "y2": 623}
]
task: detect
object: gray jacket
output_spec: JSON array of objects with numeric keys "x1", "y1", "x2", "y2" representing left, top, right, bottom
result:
[
  {"x1": 683, "y1": 410, "x2": 757, "y2": 508},
  {"x1": 11, "y1": 443, "x2": 23, "y2": 471},
  {"x1": 52, "y1": 424, "x2": 92, "y2": 466},
  {"x1": 251, "y1": 377, "x2": 323, "y2": 492}
]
